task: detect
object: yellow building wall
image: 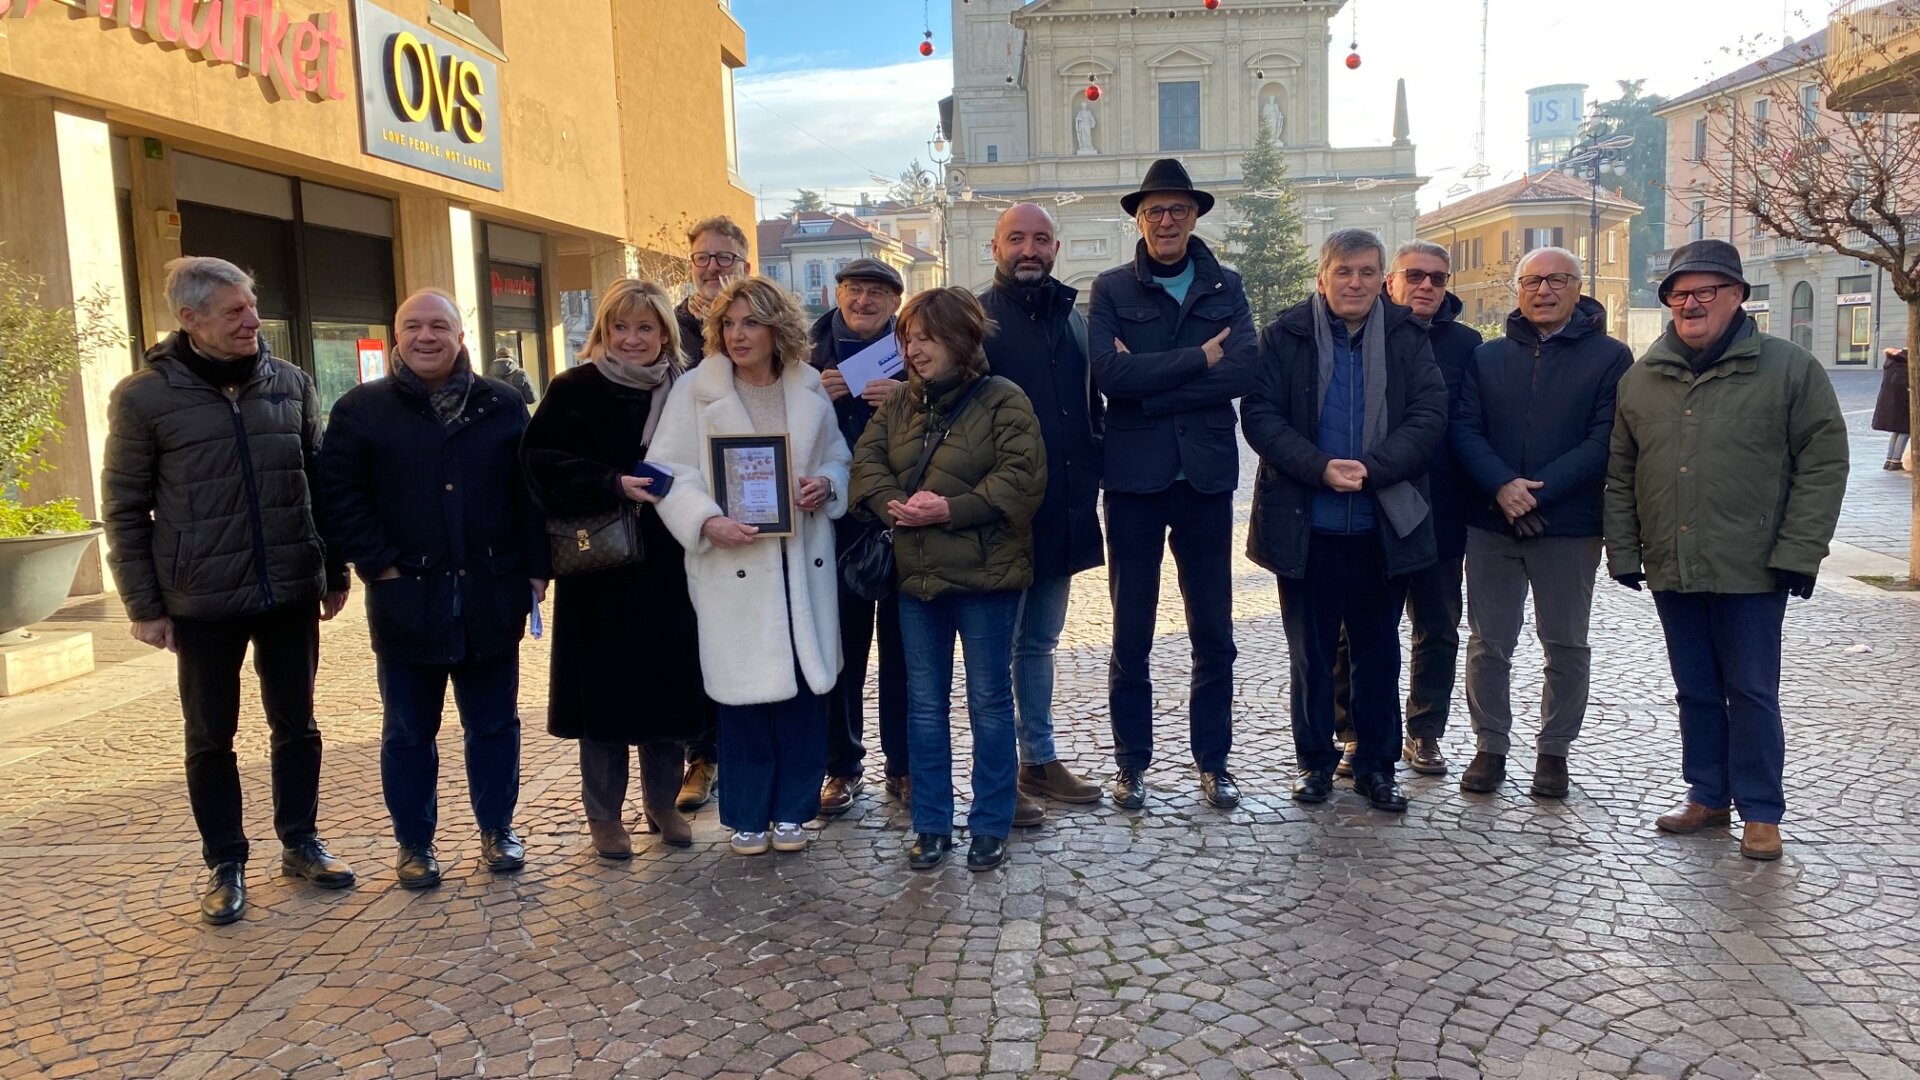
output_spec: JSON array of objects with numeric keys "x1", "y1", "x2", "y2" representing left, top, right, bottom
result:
[{"x1": 1420, "y1": 210, "x2": 1635, "y2": 340}]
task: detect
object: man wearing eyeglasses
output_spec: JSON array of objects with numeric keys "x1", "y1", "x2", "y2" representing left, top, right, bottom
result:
[
  {"x1": 1088, "y1": 158, "x2": 1258, "y2": 812},
  {"x1": 1607, "y1": 239, "x2": 1846, "y2": 861},
  {"x1": 1451, "y1": 247, "x2": 1631, "y2": 801},
  {"x1": 1241, "y1": 229, "x2": 1448, "y2": 813},
  {"x1": 1332, "y1": 241, "x2": 1483, "y2": 778},
  {"x1": 675, "y1": 216, "x2": 753, "y2": 365}
]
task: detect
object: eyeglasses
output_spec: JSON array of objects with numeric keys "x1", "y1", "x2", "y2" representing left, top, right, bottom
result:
[
  {"x1": 1140, "y1": 205, "x2": 1195, "y2": 224},
  {"x1": 691, "y1": 252, "x2": 743, "y2": 269},
  {"x1": 1394, "y1": 269, "x2": 1450, "y2": 288},
  {"x1": 1663, "y1": 284, "x2": 1731, "y2": 307},
  {"x1": 838, "y1": 282, "x2": 897, "y2": 301},
  {"x1": 1517, "y1": 273, "x2": 1579, "y2": 293}
]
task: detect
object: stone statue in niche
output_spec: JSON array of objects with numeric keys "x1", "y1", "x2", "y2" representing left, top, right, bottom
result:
[
  {"x1": 1074, "y1": 98, "x2": 1097, "y2": 155},
  {"x1": 1261, "y1": 94, "x2": 1287, "y2": 144}
]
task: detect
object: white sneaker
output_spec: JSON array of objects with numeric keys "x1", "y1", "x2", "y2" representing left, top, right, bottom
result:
[
  {"x1": 771, "y1": 822, "x2": 808, "y2": 852},
  {"x1": 730, "y1": 830, "x2": 769, "y2": 855}
]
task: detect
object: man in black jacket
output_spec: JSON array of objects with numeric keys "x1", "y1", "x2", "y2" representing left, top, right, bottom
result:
[
  {"x1": 1333, "y1": 241, "x2": 1482, "y2": 777},
  {"x1": 317, "y1": 288, "x2": 549, "y2": 890},
  {"x1": 810, "y1": 258, "x2": 911, "y2": 816},
  {"x1": 1089, "y1": 159, "x2": 1258, "y2": 812},
  {"x1": 674, "y1": 216, "x2": 752, "y2": 365},
  {"x1": 978, "y1": 203, "x2": 1106, "y2": 824},
  {"x1": 1453, "y1": 247, "x2": 1632, "y2": 799},
  {"x1": 102, "y1": 256, "x2": 355, "y2": 925},
  {"x1": 1240, "y1": 230, "x2": 1448, "y2": 812}
]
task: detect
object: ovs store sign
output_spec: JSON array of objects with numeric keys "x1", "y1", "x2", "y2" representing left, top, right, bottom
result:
[{"x1": 351, "y1": 0, "x2": 502, "y2": 190}]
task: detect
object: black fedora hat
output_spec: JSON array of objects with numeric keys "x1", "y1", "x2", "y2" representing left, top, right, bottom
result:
[{"x1": 1120, "y1": 158, "x2": 1216, "y2": 217}]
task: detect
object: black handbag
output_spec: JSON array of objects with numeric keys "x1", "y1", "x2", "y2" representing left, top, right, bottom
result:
[
  {"x1": 839, "y1": 378, "x2": 990, "y2": 601},
  {"x1": 547, "y1": 504, "x2": 644, "y2": 577}
]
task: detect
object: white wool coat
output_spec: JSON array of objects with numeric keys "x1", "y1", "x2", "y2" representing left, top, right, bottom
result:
[{"x1": 646, "y1": 355, "x2": 850, "y2": 706}]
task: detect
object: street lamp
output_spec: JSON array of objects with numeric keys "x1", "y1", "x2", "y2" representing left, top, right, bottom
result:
[
  {"x1": 927, "y1": 127, "x2": 953, "y2": 285},
  {"x1": 1558, "y1": 120, "x2": 1635, "y2": 294}
]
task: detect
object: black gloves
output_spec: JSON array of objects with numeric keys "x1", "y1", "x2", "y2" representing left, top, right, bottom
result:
[
  {"x1": 1775, "y1": 570, "x2": 1817, "y2": 599},
  {"x1": 1613, "y1": 573, "x2": 1645, "y2": 592},
  {"x1": 1510, "y1": 512, "x2": 1549, "y2": 539}
]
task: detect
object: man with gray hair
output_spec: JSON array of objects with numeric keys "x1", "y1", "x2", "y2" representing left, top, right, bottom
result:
[
  {"x1": 1241, "y1": 228, "x2": 1448, "y2": 812},
  {"x1": 103, "y1": 255, "x2": 355, "y2": 925},
  {"x1": 1452, "y1": 246, "x2": 1632, "y2": 800}
]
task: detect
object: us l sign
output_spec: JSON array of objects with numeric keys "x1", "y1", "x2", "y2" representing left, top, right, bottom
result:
[{"x1": 353, "y1": 0, "x2": 503, "y2": 190}]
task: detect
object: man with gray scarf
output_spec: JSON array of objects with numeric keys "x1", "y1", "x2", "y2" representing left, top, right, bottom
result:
[{"x1": 1241, "y1": 229, "x2": 1448, "y2": 812}]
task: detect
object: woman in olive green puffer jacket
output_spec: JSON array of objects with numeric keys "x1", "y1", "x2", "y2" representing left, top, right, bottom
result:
[{"x1": 848, "y1": 287, "x2": 1047, "y2": 873}]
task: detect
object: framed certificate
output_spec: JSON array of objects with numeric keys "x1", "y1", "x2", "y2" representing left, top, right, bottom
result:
[{"x1": 708, "y1": 434, "x2": 795, "y2": 537}]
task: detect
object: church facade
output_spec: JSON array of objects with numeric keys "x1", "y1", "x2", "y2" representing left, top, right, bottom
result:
[{"x1": 941, "y1": 0, "x2": 1424, "y2": 302}]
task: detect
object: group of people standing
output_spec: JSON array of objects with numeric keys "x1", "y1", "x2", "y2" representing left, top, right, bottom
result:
[{"x1": 99, "y1": 158, "x2": 1849, "y2": 927}]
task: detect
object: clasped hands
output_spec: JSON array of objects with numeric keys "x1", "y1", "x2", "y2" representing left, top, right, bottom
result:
[
  {"x1": 886, "y1": 490, "x2": 951, "y2": 528},
  {"x1": 1321, "y1": 459, "x2": 1368, "y2": 492}
]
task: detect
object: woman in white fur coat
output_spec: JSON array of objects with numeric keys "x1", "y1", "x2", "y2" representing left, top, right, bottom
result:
[{"x1": 646, "y1": 277, "x2": 850, "y2": 857}]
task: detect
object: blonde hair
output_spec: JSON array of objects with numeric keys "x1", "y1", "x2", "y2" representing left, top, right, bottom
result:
[
  {"x1": 580, "y1": 279, "x2": 682, "y2": 370},
  {"x1": 703, "y1": 277, "x2": 812, "y2": 377},
  {"x1": 897, "y1": 286, "x2": 998, "y2": 377}
]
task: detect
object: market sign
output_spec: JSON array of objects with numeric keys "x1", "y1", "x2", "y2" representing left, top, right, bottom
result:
[
  {"x1": 489, "y1": 264, "x2": 538, "y2": 308},
  {"x1": 1, "y1": 0, "x2": 349, "y2": 102},
  {"x1": 351, "y1": 0, "x2": 502, "y2": 191}
]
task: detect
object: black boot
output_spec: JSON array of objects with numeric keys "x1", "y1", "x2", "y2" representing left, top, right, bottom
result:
[
  {"x1": 200, "y1": 862, "x2": 245, "y2": 925},
  {"x1": 966, "y1": 834, "x2": 1007, "y2": 871},
  {"x1": 1530, "y1": 753, "x2": 1570, "y2": 799},
  {"x1": 1459, "y1": 752, "x2": 1506, "y2": 794},
  {"x1": 907, "y1": 833, "x2": 952, "y2": 870}
]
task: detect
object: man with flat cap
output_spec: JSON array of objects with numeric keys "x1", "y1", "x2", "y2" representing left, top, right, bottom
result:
[
  {"x1": 1088, "y1": 158, "x2": 1258, "y2": 812},
  {"x1": 1606, "y1": 239, "x2": 1847, "y2": 862}
]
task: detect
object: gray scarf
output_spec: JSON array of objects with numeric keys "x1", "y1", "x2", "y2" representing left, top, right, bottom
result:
[
  {"x1": 593, "y1": 354, "x2": 675, "y2": 446},
  {"x1": 1309, "y1": 293, "x2": 1430, "y2": 539}
]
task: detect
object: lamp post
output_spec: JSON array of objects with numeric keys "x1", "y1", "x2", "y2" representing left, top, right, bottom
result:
[
  {"x1": 927, "y1": 127, "x2": 953, "y2": 286},
  {"x1": 1558, "y1": 121, "x2": 1635, "y2": 294}
]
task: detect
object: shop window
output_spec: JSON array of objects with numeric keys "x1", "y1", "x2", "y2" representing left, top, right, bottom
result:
[
  {"x1": 429, "y1": 0, "x2": 505, "y2": 59},
  {"x1": 1790, "y1": 280, "x2": 1814, "y2": 352},
  {"x1": 1159, "y1": 81, "x2": 1200, "y2": 151}
]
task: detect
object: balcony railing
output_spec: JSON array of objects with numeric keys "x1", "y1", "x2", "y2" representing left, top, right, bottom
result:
[
  {"x1": 1772, "y1": 237, "x2": 1812, "y2": 259},
  {"x1": 1828, "y1": 0, "x2": 1920, "y2": 111}
]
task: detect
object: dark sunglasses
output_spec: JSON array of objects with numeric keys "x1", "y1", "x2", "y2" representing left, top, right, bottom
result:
[{"x1": 1394, "y1": 268, "x2": 1450, "y2": 287}]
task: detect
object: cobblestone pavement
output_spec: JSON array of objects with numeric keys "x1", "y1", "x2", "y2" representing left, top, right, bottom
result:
[{"x1": 2, "y1": 435, "x2": 1918, "y2": 1080}]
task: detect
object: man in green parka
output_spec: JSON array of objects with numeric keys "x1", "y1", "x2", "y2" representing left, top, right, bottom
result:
[{"x1": 1605, "y1": 239, "x2": 1848, "y2": 862}]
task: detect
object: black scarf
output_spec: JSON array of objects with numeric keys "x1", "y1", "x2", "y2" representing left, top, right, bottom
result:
[
  {"x1": 831, "y1": 309, "x2": 890, "y2": 362},
  {"x1": 393, "y1": 348, "x2": 476, "y2": 425},
  {"x1": 179, "y1": 336, "x2": 258, "y2": 390},
  {"x1": 1663, "y1": 312, "x2": 1755, "y2": 374}
]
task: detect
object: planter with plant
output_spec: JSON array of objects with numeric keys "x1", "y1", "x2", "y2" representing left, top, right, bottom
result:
[{"x1": 0, "y1": 255, "x2": 122, "y2": 639}]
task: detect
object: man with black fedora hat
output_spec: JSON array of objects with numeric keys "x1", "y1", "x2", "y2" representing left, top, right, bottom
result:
[
  {"x1": 1606, "y1": 238, "x2": 1847, "y2": 862},
  {"x1": 1088, "y1": 157, "x2": 1258, "y2": 812}
]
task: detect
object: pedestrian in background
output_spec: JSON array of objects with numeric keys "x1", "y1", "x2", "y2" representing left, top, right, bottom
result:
[
  {"x1": 1873, "y1": 346, "x2": 1909, "y2": 471},
  {"x1": 318, "y1": 288, "x2": 548, "y2": 890},
  {"x1": 103, "y1": 255, "x2": 355, "y2": 925},
  {"x1": 1609, "y1": 240, "x2": 1848, "y2": 861},
  {"x1": 849, "y1": 287, "x2": 1047, "y2": 872},
  {"x1": 523, "y1": 280, "x2": 707, "y2": 856},
  {"x1": 647, "y1": 277, "x2": 849, "y2": 857}
]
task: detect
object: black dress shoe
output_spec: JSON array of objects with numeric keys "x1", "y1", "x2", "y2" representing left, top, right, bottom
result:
[
  {"x1": 1200, "y1": 771, "x2": 1240, "y2": 809},
  {"x1": 1292, "y1": 769, "x2": 1334, "y2": 803},
  {"x1": 481, "y1": 827, "x2": 525, "y2": 873},
  {"x1": 1530, "y1": 753, "x2": 1570, "y2": 799},
  {"x1": 1356, "y1": 772, "x2": 1410, "y2": 813},
  {"x1": 281, "y1": 839, "x2": 356, "y2": 889},
  {"x1": 1110, "y1": 768, "x2": 1147, "y2": 810},
  {"x1": 1403, "y1": 736, "x2": 1449, "y2": 776},
  {"x1": 966, "y1": 834, "x2": 1007, "y2": 871},
  {"x1": 1459, "y1": 751, "x2": 1506, "y2": 793},
  {"x1": 396, "y1": 846, "x2": 441, "y2": 890},
  {"x1": 907, "y1": 833, "x2": 952, "y2": 870},
  {"x1": 200, "y1": 862, "x2": 245, "y2": 925}
]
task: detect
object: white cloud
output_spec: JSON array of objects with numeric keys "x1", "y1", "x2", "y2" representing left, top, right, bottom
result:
[{"x1": 736, "y1": 58, "x2": 953, "y2": 219}]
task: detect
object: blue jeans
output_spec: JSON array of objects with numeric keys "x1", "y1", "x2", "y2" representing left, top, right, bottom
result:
[
  {"x1": 898, "y1": 590, "x2": 1020, "y2": 839},
  {"x1": 715, "y1": 685, "x2": 828, "y2": 832},
  {"x1": 1652, "y1": 590, "x2": 1789, "y2": 824},
  {"x1": 1012, "y1": 574, "x2": 1073, "y2": 766},
  {"x1": 377, "y1": 652, "x2": 522, "y2": 850}
]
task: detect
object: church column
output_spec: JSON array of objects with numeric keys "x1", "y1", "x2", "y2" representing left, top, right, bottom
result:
[
  {"x1": 1032, "y1": 46, "x2": 1055, "y2": 156},
  {"x1": 1118, "y1": 43, "x2": 1136, "y2": 156},
  {"x1": 1225, "y1": 34, "x2": 1243, "y2": 151}
]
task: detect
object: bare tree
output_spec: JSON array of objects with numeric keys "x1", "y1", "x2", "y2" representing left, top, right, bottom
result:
[{"x1": 1689, "y1": 7, "x2": 1920, "y2": 584}]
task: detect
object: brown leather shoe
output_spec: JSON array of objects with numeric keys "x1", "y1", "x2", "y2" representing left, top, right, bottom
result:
[
  {"x1": 885, "y1": 774, "x2": 911, "y2": 807},
  {"x1": 820, "y1": 775, "x2": 863, "y2": 817},
  {"x1": 587, "y1": 818, "x2": 632, "y2": 860},
  {"x1": 1655, "y1": 801, "x2": 1732, "y2": 834},
  {"x1": 1013, "y1": 789, "x2": 1046, "y2": 827},
  {"x1": 1403, "y1": 736, "x2": 1448, "y2": 776},
  {"x1": 677, "y1": 759, "x2": 716, "y2": 812},
  {"x1": 1740, "y1": 822, "x2": 1783, "y2": 861},
  {"x1": 1017, "y1": 761, "x2": 1102, "y2": 804}
]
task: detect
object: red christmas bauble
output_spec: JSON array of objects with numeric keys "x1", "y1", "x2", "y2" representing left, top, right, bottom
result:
[
  {"x1": 1345, "y1": 52, "x2": 1362, "y2": 69},
  {"x1": 920, "y1": 40, "x2": 934, "y2": 56},
  {"x1": 1086, "y1": 84, "x2": 1101, "y2": 101},
  {"x1": 1204, "y1": 0, "x2": 1220, "y2": 8}
]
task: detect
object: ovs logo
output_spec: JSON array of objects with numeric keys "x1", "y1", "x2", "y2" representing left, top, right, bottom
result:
[{"x1": 386, "y1": 31, "x2": 487, "y2": 144}]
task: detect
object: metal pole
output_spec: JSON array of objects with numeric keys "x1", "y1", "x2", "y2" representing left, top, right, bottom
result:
[{"x1": 1589, "y1": 179, "x2": 1599, "y2": 294}]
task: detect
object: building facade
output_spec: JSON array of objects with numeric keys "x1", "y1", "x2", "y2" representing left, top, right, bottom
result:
[
  {"x1": 1, "y1": 0, "x2": 753, "y2": 592},
  {"x1": 1655, "y1": 28, "x2": 1904, "y2": 369},
  {"x1": 941, "y1": 0, "x2": 1422, "y2": 304},
  {"x1": 759, "y1": 212, "x2": 940, "y2": 316},
  {"x1": 1415, "y1": 170, "x2": 1640, "y2": 338}
]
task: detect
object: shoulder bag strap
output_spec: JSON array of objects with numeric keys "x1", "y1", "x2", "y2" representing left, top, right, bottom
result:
[{"x1": 903, "y1": 377, "x2": 992, "y2": 494}]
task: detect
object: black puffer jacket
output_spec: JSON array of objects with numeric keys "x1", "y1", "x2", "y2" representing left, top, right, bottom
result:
[{"x1": 102, "y1": 332, "x2": 343, "y2": 623}]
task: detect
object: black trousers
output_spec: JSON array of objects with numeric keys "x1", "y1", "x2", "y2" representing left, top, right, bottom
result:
[
  {"x1": 1105, "y1": 481, "x2": 1237, "y2": 773},
  {"x1": 825, "y1": 582, "x2": 909, "y2": 779},
  {"x1": 173, "y1": 603, "x2": 323, "y2": 867},
  {"x1": 1281, "y1": 533, "x2": 1409, "y2": 781},
  {"x1": 1335, "y1": 552, "x2": 1465, "y2": 742}
]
